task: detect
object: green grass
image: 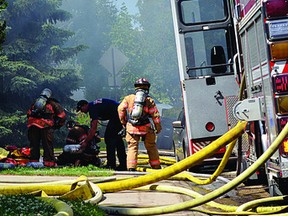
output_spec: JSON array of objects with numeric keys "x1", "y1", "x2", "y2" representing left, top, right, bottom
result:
[{"x1": 0, "y1": 165, "x2": 113, "y2": 176}]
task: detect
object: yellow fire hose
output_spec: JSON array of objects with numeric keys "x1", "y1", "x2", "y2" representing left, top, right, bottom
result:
[
  {"x1": 0, "y1": 184, "x2": 73, "y2": 196},
  {"x1": 97, "y1": 121, "x2": 288, "y2": 215},
  {"x1": 0, "y1": 175, "x2": 87, "y2": 195},
  {"x1": 137, "y1": 158, "x2": 175, "y2": 166},
  {"x1": 1, "y1": 119, "x2": 287, "y2": 215},
  {"x1": 137, "y1": 155, "x2": 176, "y2": 166},
  {"x1": 236, "y1": 195, "x2": 288, "y2": 212},
  {"x1": 39, "y1": 197, "x2": 74, "y2": 216},
  {"x1": 137, "y1": 138, "x2": 237, "y2": 185},
  {"x1": 0, "y1": 176, "x2": 116, "y2": 186},
  {"x1": 0, "y1": 120, "x2": 246, "y2": 216},
  {"x1": 133, "y1": 184, "x2": 288, "y2": 215},
  {"x1": 0, "y1": 176, "x2": 103, "y2": 216},
  {"x1": 96, "y1": 121, "x2": 247, "y2": 193}
]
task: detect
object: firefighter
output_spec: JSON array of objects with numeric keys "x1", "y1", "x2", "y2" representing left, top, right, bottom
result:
[
  {"x1": 65, "y1": 120, "x2": 90, "y2": 145},
  {"x1": 27, "y1": 88, "x2": 66, "y2": 167},
  {"x1": 57, "y1": 120, "x2": 101, "y2": 166},
  {"x1": 65, "y1": 120, "x2": 100, "y2": 155},
  {"x1": 76, "y1": 98, "x2": 127, "y2": 171},
  {"x1": 118, "y1": 78, "x2": 162, "y2": 171}
]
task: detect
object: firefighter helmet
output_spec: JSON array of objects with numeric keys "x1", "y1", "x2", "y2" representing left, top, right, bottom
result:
[
  {"x1": 134, "y1": 78, "x2": 151, "y2": 89},
  {"x1": 40, "y1": 88, "x2": 52, "y2": 99}
]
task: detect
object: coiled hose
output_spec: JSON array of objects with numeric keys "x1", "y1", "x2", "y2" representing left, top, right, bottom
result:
[
  {"x1": 99, "y1": 120, "x2": 288, "y2": 215},
  {"x1": 96, "y1": 121, "x2": 247, "y2": 193},
  {"x1": 137, "y1": 138, "x2": 237, "y2": 185},
  {"x1": 134, "y1": 184, "x2": 288, "y2": 215}
]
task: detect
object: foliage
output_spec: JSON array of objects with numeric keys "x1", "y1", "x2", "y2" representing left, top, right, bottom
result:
[
  {"x1": 109, "y1": 1, "x2": 181, "y2": 108},
  {"x1": 64, "y1": 199, "x2": 106, "y2": 216},
  {"x1": 0, "y1": 0, "x2": 7, "y2": 49},
  {"x1": 0, "y1": 0, "x2": 86, "y2": 146},
  {"x1": 0, "y1": 195, "x2": 57, "y2": 215},
  {"x1": 136, "y1": 1, "x2": 180, "y2": 106},
  {"x1": 0, "y1": 111, "x2": 27, "y2": 147},
  {"x1": 109, "y1": 5, "x2": 144, "y2": 97},
  {"x1": 0, "y1": 0, "x2": 182, "y2": 147},
  {"x1": 74, "y1": 112, "x2": 90, "y2": 126},
  {"x1": 0, "y1": 194, "x2": 106, "y2": 216}
]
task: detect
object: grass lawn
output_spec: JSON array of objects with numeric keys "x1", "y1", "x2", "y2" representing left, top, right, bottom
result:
[{"x1": 0, "y1": 164, "x2": 113, "y2": 176}]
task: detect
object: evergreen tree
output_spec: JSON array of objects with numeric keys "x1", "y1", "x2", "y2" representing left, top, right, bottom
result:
[
  {"x1": 0, "y1": 0, "x2": 7, "y2": 49},
  {"x1": 0, "y1": 0, "x2": 86, "y2": 146}
]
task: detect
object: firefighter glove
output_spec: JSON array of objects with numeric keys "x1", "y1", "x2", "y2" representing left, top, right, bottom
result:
[{"x1": 155, "y1": 124, "x2": 162, "y2": 134}]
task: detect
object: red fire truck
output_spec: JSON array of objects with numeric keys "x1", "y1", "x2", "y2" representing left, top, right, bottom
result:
[{"x1": 171, "y1": 0, "x2": 288, "y2": 196}]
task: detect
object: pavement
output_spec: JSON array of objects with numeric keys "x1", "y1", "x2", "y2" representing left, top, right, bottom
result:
[{"x1": 0, "y1": 174, "x2": 208, "y2": 216}]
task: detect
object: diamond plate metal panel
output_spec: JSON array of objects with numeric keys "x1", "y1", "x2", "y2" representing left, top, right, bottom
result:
[{"x1": 225, "y1": 95, "x2": 250, "y2": 155}]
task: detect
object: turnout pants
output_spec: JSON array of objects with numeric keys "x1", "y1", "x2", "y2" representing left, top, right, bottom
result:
[
  {"x1": 28, "y1": 126, "x2": 55, "y2": 162},
  {"x1": 126, "y1": 131, "x2": 161, "y2": 169}
]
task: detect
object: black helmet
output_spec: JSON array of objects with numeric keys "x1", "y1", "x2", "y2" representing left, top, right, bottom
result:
[
  {"x1": 134, "y1": 78, "x2": 151, "y2": 89},
  {"x1": 76, "y1": 100, "x2": 88, "y2": 112}
]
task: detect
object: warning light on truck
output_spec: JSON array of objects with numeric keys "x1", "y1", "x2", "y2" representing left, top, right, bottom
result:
[
  {"x1": 264, "y1": 0, "x2": 288, "y2": 19},
  {"x1": 205, "y1": 122, "x2": 215, "y2": 132},
  {"x1": 273, "y1": 74, "x2": 288, "y2": 94},
  {"x1": 269, "y1": 41, "x2": 288, "y2": 61}
]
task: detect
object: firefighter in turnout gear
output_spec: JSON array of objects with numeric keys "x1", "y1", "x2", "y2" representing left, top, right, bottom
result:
[
  {"x1": 118, "y1": 78, "x2": 162, "y2": 171},
  {"x1": 27, "y1": 88, "x2": 66, "y2": 167},
  {"x1": 57, "y1": 120, "x2": 101, "y2": 167},
  {"x1": 65, "y1": 120, "x2": 90, "y2": 145}
]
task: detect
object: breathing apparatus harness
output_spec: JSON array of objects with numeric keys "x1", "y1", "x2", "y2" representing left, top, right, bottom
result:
[
  {"x1": 29, "y1": 88, "x2": 64, "y2": 129},
  {"x1": 30, "y1": 88, "x2": 52, "y2": 118},
  {"x1": 127, "y1": 78, "x2": 152, "y2": 126}
]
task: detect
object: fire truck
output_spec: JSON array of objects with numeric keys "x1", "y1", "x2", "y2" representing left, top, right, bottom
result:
[{"x1": 170, "y1": 0, "x2": 288, "y2": 196}]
